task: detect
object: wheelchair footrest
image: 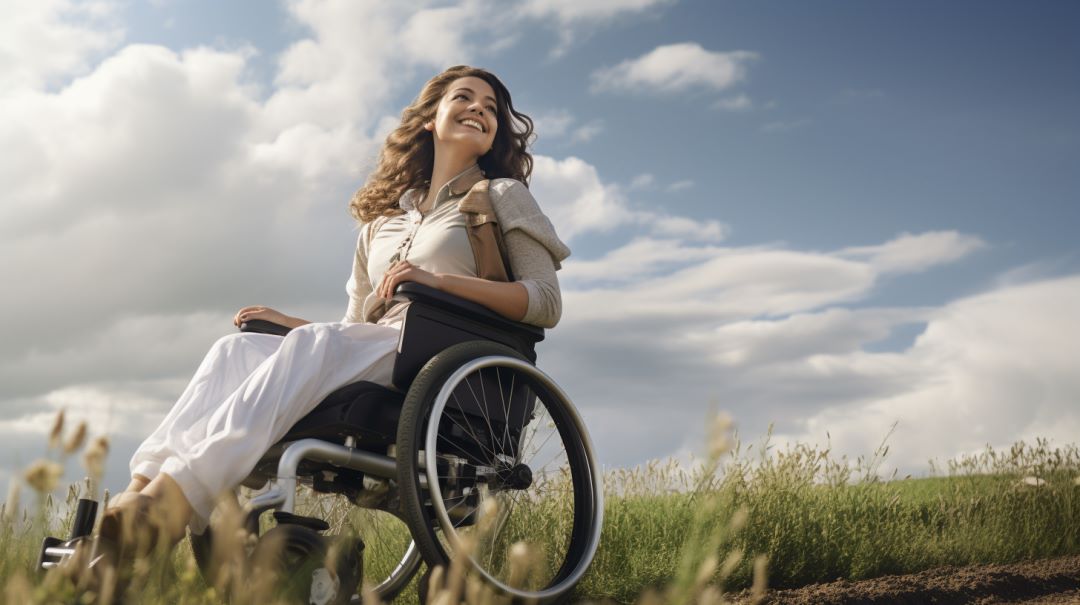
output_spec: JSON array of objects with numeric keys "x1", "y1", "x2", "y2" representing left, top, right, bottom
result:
[
  {"x1": 272, "y1": 511, "x2": 330, "y2": 532},
  {"x1": 38, "y1": 535, "x2": 93, "y2": 570}
]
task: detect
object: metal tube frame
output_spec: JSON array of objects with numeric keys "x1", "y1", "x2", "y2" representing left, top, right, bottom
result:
[{"x1": 247, "y1": 438, "x2": 399, "y2": 514}]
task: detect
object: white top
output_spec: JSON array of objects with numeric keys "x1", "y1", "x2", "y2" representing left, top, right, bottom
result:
[{"x1": 342, "y1": 164, "x2": 570, "y2": 328}]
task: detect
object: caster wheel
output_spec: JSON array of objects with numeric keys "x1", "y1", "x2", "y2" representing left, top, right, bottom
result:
[{"x1": 248, "y1": 524, "x2": 361, "y2": 605}]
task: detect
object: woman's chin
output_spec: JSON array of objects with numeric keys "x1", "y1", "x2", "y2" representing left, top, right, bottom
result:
[{"x1": 439, "y1": 140, "x2": 487, "y2": 159}]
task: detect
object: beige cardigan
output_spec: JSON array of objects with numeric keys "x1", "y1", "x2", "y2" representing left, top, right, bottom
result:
[{"x1": 342, "y1": 169, "x2": 571, "y2": 328}]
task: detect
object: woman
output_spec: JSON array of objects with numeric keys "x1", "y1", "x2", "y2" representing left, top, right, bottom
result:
[{"x1": 98, "y1": 65, "x2": 570, "y2": 561}]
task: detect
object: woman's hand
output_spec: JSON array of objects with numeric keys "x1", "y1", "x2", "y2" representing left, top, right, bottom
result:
[
  {"x1": 233, "y1": 306, "x2": 305, "y2": 329},
  {"x1": 376, "y1": 260, "x2": 440, "y2": 300}
]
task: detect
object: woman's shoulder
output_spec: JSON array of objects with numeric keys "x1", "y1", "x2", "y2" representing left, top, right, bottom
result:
[{"x1": 488, "y1": 178, "x2": 541, "y2": 216}]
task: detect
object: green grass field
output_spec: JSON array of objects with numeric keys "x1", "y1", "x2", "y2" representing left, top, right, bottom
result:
[{"x1": 2, "y1": 425, "x2": 1078, "y2": 604}]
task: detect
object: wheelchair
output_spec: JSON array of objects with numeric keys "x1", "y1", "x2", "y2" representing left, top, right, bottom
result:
[{"x1": 38, "y1": 282, "x2": 604, "y2": 604}]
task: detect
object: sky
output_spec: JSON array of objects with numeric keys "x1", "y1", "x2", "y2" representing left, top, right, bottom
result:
[{"x1": 1, "y1": 0, "x2": 1078, "y2": 496}]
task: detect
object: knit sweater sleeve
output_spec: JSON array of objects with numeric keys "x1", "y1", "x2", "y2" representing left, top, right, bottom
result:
[
  {"x1": 342, "y1": 227, "x2": 374, "y2": 324},
  {"x1": 491, "y1": 179, "x2": 571, "y2": 329},
  {"x1": 504, "y1": 229, "x2": 563, "y2": 328}
]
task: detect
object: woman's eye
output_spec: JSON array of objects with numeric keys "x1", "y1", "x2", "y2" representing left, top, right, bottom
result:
[{"x1": 454, "y1": 93, "x2": 468, "y2": 100}]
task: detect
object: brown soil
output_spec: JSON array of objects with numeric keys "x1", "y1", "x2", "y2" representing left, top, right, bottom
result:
[{"x1": 730, "y1": 555, "x2": 1080, "y2": 605}]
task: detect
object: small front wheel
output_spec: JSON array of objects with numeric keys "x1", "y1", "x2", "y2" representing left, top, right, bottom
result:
[{"x1": 248, "y1": 524, "x2": 361, "y2": 605}]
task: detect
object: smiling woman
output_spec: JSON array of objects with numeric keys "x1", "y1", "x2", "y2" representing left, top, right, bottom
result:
[{"x1": 90, "y1": 65, "x2": 571, "y2": 597}]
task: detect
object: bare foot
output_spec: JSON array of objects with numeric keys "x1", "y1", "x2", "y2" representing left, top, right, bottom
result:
[
  {"x1": 141, "y1": 473, "x2": 194, "y2": 544},
  {"x1": 123, "y1": 474, "x2": 151, "y2": 493}
]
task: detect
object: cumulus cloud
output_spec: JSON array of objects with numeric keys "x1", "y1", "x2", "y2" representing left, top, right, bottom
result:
[
  {"x1": 773, "y1": 276, "x2": 1080, "y2": 472},
  {"x1": 547, "y1": 230, "x2": 999, "y2": 466},
  {"x1": 520, "y1": 0, "x2": 676, "y2": 58},
  {"x1": 532, "y1": 109, "x2": 605, "y2": 145},
  {"x1": 590, "y1": 43, "x2": 758, "y2": 95},
  {"x1": 521, "y1": 0, "x2": 675, "y2": 22},
  {"x1": 837, "y1": 231, "x2": 987, "y2": 274},
  {"x1": 713, "y1": 94, "x2": 753, "y2": 111},
  {"x1": 529, "y1": 155, "x2": 630, "y2": 239},
  {"x1": 0, "y1": 0, "x2": 122, "y2": 92}
]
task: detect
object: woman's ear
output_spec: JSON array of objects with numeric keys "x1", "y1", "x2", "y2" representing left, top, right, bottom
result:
[{"x1": 423, "y1": 121, "x2": 434, "y2": 131}]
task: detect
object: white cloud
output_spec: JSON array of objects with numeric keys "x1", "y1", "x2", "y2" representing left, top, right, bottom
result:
[
  {"x1": 712, "y1": 94, "x2": 752, "y2": 111},
  {"x1": 590, "y1": 43, "x2": 758, "y2": 95},
  {"x1": 520, "y1": 0, "x2": 676, "y2": 58},
  {"x1": 630, "y1": 213, "x2": 726, "y2": 242},
  {"x1": 773, "y1": 276, "x2": 1080, "y2": 473},
  {"x1": 532, "y1": 109, "x2": 575, "y2": 138},
  {"x1": 570, "y1": 120, "x2": 604, "y2": 143},
  {"x1": 263, "y1": 0, "x2": 498, "y2": 131},
  {"x1": 521, "y1": 0, "x2": 675, "y2": 22},
  {"x1": 629, "y1": 173, "x2": 655, "y2": 190},
  {"x1": 838, "y1": 231, "x2": 987, "y2": 274},
  {"x1": 666, "y1": 179, "x2": 694, "y2": 192},
  {"x1": 529, "y1": 155, "x2": 630, "y2": 239},
  {"x1": 548, "y1": 229, "x2": 1000, "y2": 466},
  {"x1": 0, "y1": 0, "x2": 123, "y2": 93},
  {"x1": 560, "y1": 237, "x2": 724, "y2": 283},
  {"x1": 533, "y1": 109, "x2": 604, "y2": 145}
]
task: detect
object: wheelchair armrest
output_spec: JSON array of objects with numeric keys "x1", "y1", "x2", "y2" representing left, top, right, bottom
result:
[
  {"x1": 240, "y1": 319, "x2": 293, "y2": 337},
  {"x1": 394, "y1": 282, "x2": 544, "y2": 340}
]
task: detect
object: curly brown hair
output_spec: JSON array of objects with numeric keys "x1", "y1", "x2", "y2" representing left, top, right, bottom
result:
[{"x1": 349, "y1": 65, "x2": 535, "y2": 223}]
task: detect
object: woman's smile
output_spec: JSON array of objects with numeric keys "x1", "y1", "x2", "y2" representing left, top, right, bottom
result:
[{"x1": 458, "y1": 117, "x2": 485, "y2": 132}]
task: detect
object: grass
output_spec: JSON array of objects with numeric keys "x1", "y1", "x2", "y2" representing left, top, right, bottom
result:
[{"x1": 2, "y1": 414, "x2": 1079, "y2": 604}]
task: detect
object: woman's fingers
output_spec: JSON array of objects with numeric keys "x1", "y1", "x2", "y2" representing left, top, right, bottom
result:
[
  {"x1": 235, "y1": 306, "x2": 280, "y2": 326},
  {"x1": 379, "y1": 260, "x2": 414, "y2": 299}
]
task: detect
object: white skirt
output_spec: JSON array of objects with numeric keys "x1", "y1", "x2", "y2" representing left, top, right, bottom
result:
[{"x1": 129, "y1": 316, "x2": 404, "y2": 533}]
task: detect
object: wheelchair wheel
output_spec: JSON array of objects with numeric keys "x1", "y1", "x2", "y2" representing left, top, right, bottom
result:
[
  {"x1": 248, "y1": 524, "x2": 361, "y2": 605},
  {"x1": 397, "y1": 340, "x2": 603, "y2": 603}
]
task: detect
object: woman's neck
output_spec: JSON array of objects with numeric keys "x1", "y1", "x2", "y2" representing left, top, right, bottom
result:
[{"x1": 420, "y1": 153, "x2": 480, "y2": 213}]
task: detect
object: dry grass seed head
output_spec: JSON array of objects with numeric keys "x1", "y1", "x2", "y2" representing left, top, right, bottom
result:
[
  {"x1": 3, "y1": 479, "x2": 20, "y2": 524},
  {"x1": 24, "y1": 459, "x2": 63, "y2": 493},
  {"x1": 750, "y1": 555, "x2": 769, "y2": 604},
  {"x1": 719, "y1": 549, "x2": 743, "y2": 581},
  {"x1": 64, "y1": 421, "x2": 88, "y2": 455},
  {"x1": 49, "y1": 409, "x2": 66, "y2": 450},
  {"x1": 82, "y1": 436, "x2": 110, "y2": 480}
]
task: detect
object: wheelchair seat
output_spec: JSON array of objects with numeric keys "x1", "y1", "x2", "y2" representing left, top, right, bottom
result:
[{"x1": 280, "y1": 381, "x2": 404, "y2": 446}]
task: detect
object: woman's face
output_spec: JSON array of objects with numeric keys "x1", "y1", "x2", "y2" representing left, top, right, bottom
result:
[{"x1": 426, "y1": 76, "x2": 498, "y2": 160}]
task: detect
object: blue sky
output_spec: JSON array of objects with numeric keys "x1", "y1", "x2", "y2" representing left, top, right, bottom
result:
[{"x1": 1, "y1": 0, "x2": 1078, "y2": 496}]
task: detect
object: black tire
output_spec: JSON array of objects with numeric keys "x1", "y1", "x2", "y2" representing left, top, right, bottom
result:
[
  {"x1": 395, "y1": 340, "x2": 602, "y2": 603},
  {"x1": 341, "y1": 509, "x2": 421, "y2": 603},
  {"x1": 248, "y1": 524, "x2": 361, "y2": 605},
  {"x1": 192, "y1": 502, "x2": 420, "y2": 603}
]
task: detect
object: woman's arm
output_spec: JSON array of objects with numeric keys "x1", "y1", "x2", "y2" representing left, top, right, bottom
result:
[
  {"x1": 375, "y1": 261, "x2": 529, "y2": 321},
  {"x1": 343, "y1": 228, "x2": 375, "y2": 323},
  {"x1": 375, "y1": 229, "x2": 562, "y2": 327},
  {"x1": 233, "y1": 306, "x2": 310, "y2": 329}
]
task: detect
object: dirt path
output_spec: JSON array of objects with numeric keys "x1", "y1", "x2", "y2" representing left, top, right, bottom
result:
[{"x1": 731, "y1": 555, "x2": 1080, "y2": 604}]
